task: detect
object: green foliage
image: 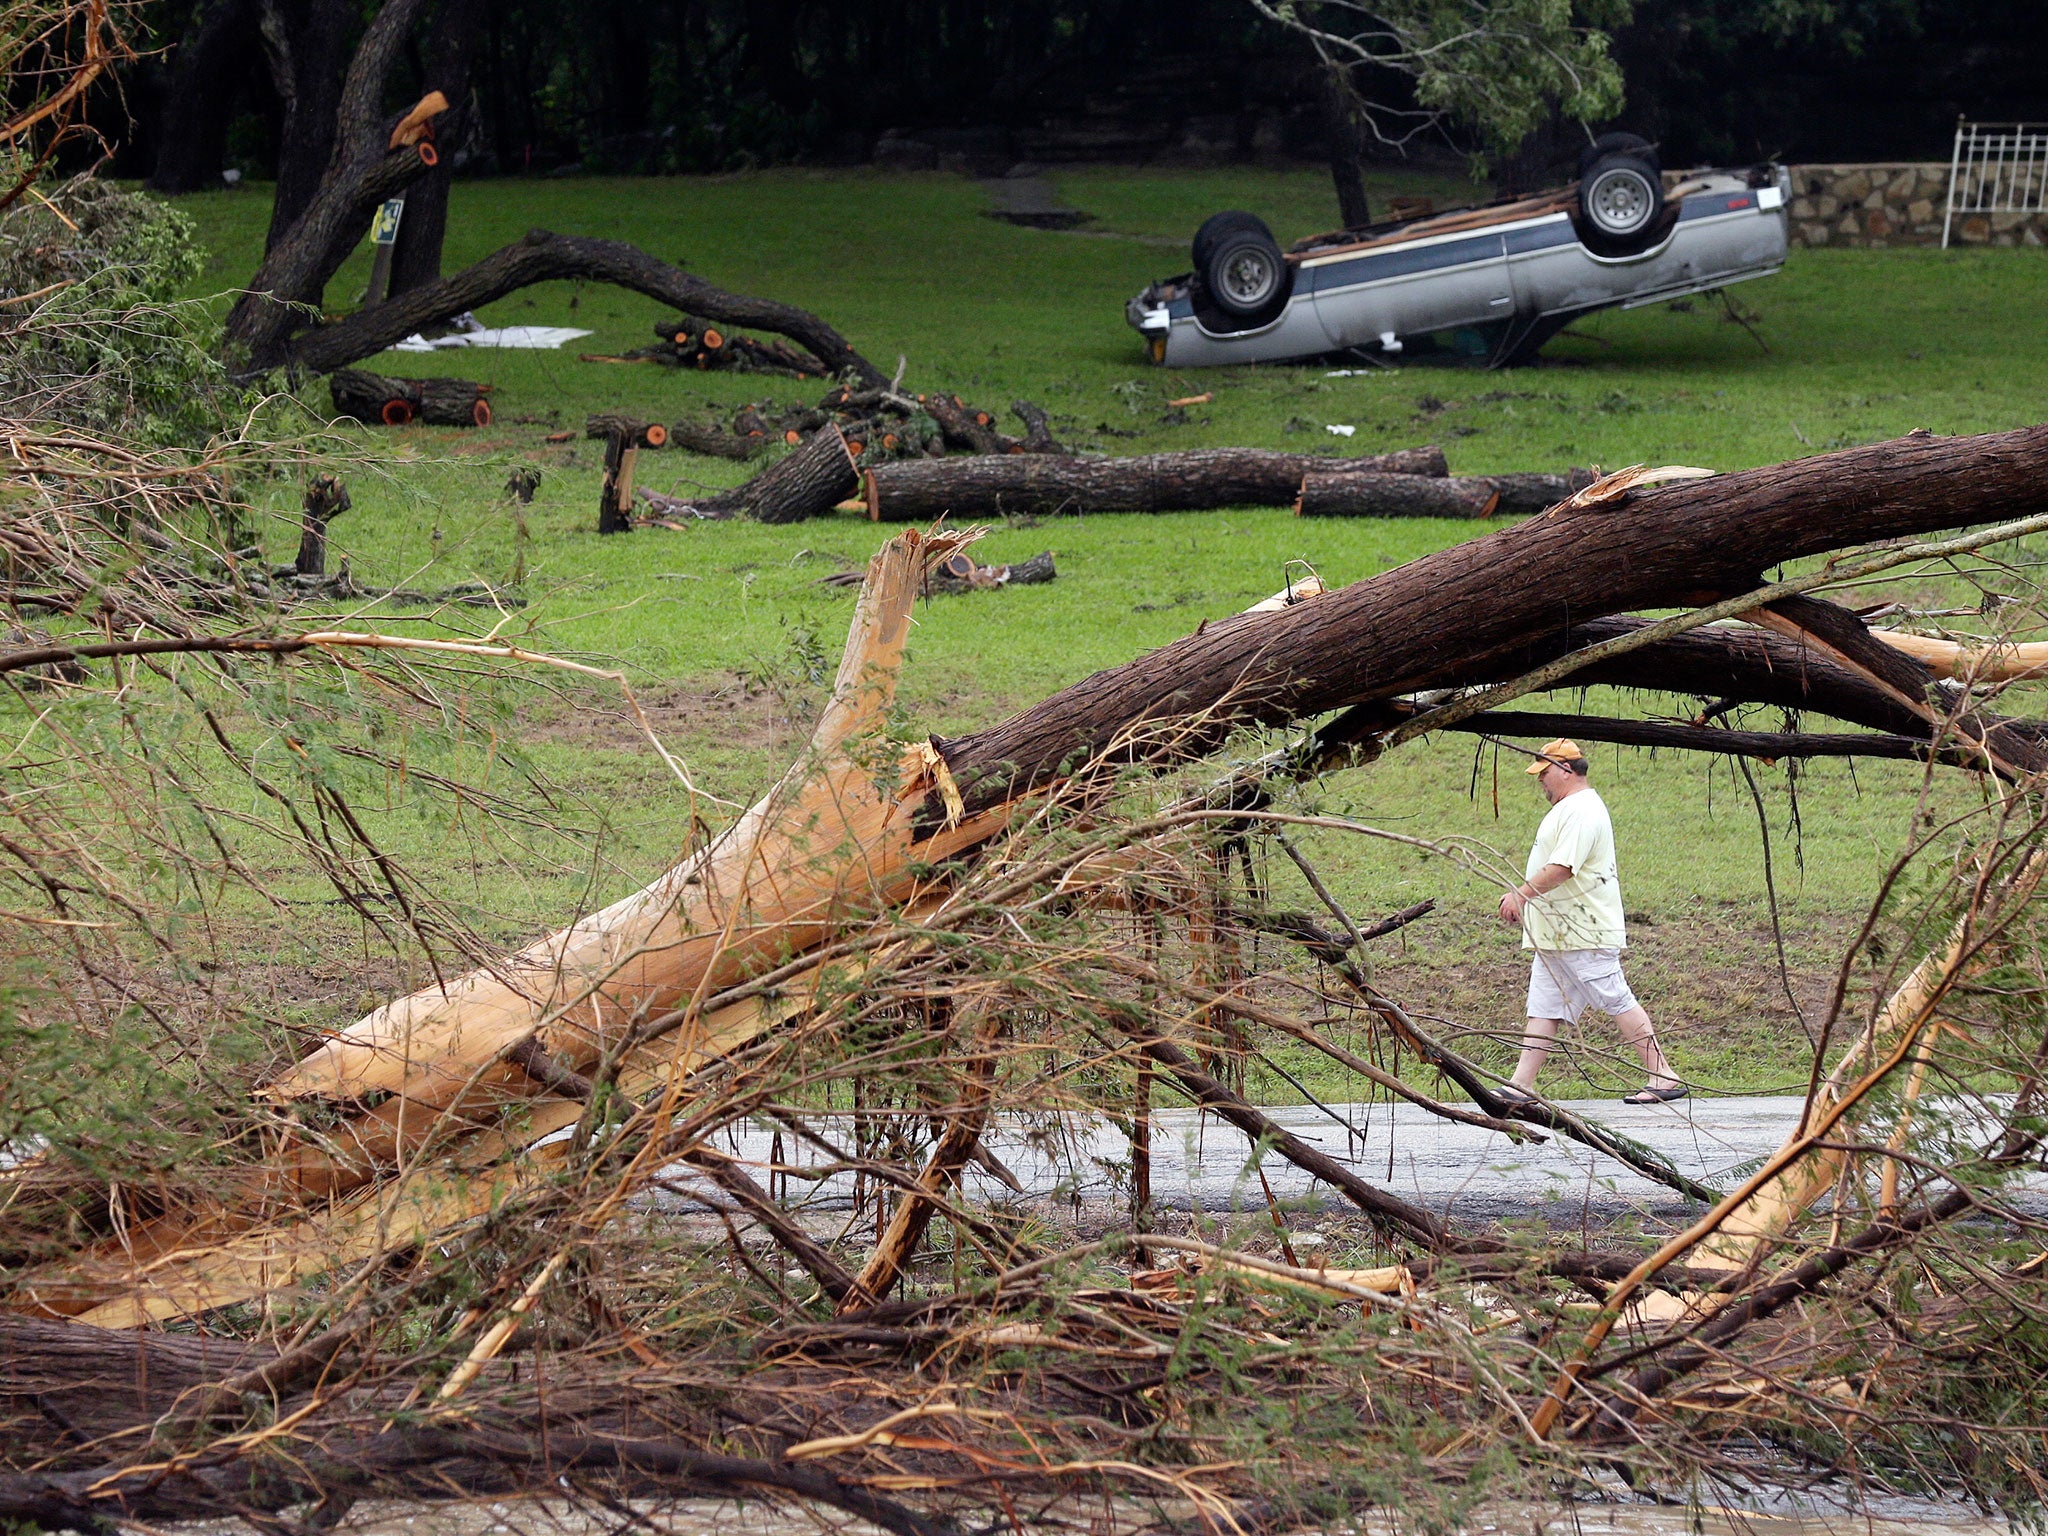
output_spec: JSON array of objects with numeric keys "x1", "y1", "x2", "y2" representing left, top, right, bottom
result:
[
  {"x1": 1257, "y1": 0, "x2": 1633, "y2": 152},
  {"x1": 0, "y1": 177, "x2": 238, "y2": 443}
]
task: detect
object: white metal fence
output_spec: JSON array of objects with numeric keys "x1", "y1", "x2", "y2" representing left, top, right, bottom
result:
[{"x1": 1943, "y1": 121, "x2": 2048, "y2": 246}]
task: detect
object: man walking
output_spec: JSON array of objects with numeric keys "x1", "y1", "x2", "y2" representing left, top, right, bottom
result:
[{"x1": 1494, "y1": 739, "x2": 1686, "y2": 1106}]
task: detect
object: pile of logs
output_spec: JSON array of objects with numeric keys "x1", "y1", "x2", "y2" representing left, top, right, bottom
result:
[
  {"x1": 590, "y1": 315, "x2": 832, "y2": 376},
  {"x1": 328, "y1": 368, "x2": 493, "y2": 428}
]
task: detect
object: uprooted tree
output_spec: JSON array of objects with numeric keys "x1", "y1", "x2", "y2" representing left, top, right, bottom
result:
[{"x1": 10, "y1": 423, "x2": 2048, "y2": 1527}]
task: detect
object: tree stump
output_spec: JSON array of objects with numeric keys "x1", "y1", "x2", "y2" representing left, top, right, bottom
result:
[
  {"x1": 585, "y1": 415, "x2": 668, "y2": 535},
  {"x1": 295, "y1": 473, "x2": 352, "y2": 577}
]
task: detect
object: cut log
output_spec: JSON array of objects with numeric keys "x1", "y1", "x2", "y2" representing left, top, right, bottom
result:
[
  {"x1": 668, "y1": 417, "x2": 772, "y2": 461},
  {"x1": 695, "y1": 424, "x2": 859, "y2": 524},
  {"x1": 651, "y1": 314, "x2": 826, "y2": 376},
  {"x1": 1296, "y1": 471, "x2": 1498, "y2": 518},
  {"x1": 924, "y1": 550, "x2": 1056, "y2": 594},
  {"x1": 328, "y1": 368, "x2": 492, "y2": 428},
  {"x1": 294, "y1": 472, "x2": 351, "y2": 577},
  {"x1": 922, "y1": 392, "x2": 1015, "y2": 455},
  {"x1": 863, "y1": 445, "x2": 1448, "y2": 521}
]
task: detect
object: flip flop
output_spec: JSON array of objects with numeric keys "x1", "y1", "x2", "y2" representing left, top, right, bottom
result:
[
  {"x1": 1492, "y1": 1085, "x2": 1540, "y2": 1107},
  {"x1": 1623, "y1": 1084, "x2": 1690, "y2": 1105}
]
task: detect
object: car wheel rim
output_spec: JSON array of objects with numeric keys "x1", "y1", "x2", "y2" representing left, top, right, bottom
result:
[
  {"x1": 1221, "y1": 250, "x2": 1276, "y2": 308},
  {"x1": 1589, "y1": 170, "x2": 1653, "y2": 235}
]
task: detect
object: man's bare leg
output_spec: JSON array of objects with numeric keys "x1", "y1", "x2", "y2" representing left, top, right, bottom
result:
[
  {"x1": 1509, "y1": 1015, "x2": 1564, "y2": 1092},
  {"x1": 1614, "y1": 1004, "x2": 1680, "y2": 1091}
]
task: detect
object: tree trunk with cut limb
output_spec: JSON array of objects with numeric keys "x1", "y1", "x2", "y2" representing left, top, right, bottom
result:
[
  {"x1": 257, "y1": 231, "x2": 886, "y2": 384},
  {"x1": 1296, "y1": 470, "x2": 1499, "y2": 518},
  {"x1": 386, "y1": 0, "x2": 488, "y2": 298},
  {"x1": 862, "y1": 445, "x2": 1448, "y2": 520},
  {"x1": 221, "y1": 0, "x2": 442, "y2": 374}
]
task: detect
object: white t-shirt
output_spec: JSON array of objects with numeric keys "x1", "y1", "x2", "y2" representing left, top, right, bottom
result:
[{"x1": 1522, "y1": 784, "x2": 1627, "y2": 951}]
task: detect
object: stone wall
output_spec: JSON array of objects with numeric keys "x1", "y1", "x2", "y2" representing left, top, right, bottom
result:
[{"x1": 1785, "y1": 162, "x2": 2048, "y2": 247}]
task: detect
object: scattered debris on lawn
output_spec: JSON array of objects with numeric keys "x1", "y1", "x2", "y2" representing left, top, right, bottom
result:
[{"x1": 818, "y1": 546, "x2": 1056, "y2": 592}]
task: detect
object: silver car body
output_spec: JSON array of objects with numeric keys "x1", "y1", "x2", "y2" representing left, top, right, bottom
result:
[{"x1": 1127, "y1": 169, "x2": 1792, "y2": 367}]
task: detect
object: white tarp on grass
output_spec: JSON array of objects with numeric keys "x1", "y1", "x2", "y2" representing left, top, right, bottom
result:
[{"x1": 393, "y1": 325, "x2": 591, "y2": 352}]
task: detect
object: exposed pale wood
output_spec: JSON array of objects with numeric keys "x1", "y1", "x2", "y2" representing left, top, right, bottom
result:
[{"x1": 1874, "y1": 628, "x2": 2048, "y2": 681}]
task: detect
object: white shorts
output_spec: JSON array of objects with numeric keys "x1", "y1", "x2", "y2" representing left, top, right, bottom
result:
[{"x1": 1527, "y1": 948, "x2": 1639, "y2": 1021}]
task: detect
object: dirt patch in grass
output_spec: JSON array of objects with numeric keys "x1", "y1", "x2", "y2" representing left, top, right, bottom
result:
[{"x1": 521, "y1": 678, "x2": 810, "y2": 763}]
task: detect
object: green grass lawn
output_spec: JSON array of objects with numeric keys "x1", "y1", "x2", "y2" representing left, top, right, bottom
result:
[{"x1": 144, "y1": 166, "x2": 2048, "y2": 1100}]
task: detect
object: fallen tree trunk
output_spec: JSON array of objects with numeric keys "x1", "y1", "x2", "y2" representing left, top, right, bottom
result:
[
  {"x1": 1296, "y1": 470, "x2": 1497, "y2": 519},
  {"x1": 935, "y1": 425, "x2": 2048, "y2": 812},
  {"x1": 269, "y1": 231, "x2": 886, "y2": 384},
  {"x1": 862, "y1": 445, "x2": 1448, "y2": 521},
  {"x1": 695, "y1": 425, "x2": 860, "y2": 524}
]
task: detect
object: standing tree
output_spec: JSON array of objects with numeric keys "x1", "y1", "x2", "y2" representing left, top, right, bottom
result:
[{"x1": 1250, "y1": 0, "x2": 1635, "y2": 225}]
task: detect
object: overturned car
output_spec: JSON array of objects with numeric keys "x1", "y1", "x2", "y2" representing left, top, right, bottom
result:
[{"x1": 1126, "y1": 137, "x2": 1789, "y2": 369}]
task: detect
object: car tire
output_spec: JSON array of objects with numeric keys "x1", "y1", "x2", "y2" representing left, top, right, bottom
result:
[
  {"x1": 1578, "y1": 152, "x2": 1664, "y2": 247},
  {"x1": 1191, "y1": 210, "x2": 1271, "y2": 273},
  {"x1": 1201, "y1": 226, "x2": 1289, "y2": 321},
  {"x1": 1578, "y1": 132, "x2": 1660, "y2": 181}
]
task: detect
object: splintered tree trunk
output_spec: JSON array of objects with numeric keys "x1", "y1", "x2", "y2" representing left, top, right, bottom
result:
[
  {"x1": 863, "y1": 445, "x2": 1448, "y2": 521},
  {"x1": 295, "y1": 473, "x2": 351, "y2": 577},
  {"x1": 586, "y1": 416, "x2": 668, "y2": 534},
  {"x1": 701, "y1": 424, "x2": 859, "y2": 524},
  {"x1": 29, "y1": 427, "x2": 2048, "y2": 1328},
  {"x1": 1297, "y1": 471, "x2": 1498, "y2": 519}
]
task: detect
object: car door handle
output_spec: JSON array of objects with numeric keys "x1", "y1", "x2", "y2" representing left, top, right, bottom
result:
[{"x1": 1489, "y1": 296, "x2": 1512, "y2": 306}]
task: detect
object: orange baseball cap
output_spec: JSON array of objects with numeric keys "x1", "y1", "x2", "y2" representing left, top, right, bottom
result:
[{"x1": 1525, "y1": 738, "x2": 1586, "y2": 775}]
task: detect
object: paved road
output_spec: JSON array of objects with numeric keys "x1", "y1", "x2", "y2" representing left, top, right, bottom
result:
[{"x1": 644, "y1": 1095, "x2": 2048, "y2": 1226}]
